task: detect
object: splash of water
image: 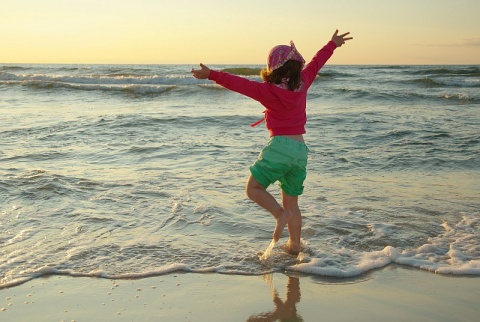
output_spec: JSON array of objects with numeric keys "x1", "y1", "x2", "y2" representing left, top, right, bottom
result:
[{"x1": 259, "y1": 239, "x2": 277, "y2": 263}]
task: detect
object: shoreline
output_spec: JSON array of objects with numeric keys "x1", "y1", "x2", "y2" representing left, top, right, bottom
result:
[{"x1": 1, "y1": 265, "x2": 479, "y2": 322}]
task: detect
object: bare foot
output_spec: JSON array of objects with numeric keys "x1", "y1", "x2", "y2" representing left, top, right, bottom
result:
[
  {"x1": 272, "y1": 210, "x2": 291, "y2": 242},
  {"x1": 284, "y1": 240, "x2": 301, "y2": 256}
]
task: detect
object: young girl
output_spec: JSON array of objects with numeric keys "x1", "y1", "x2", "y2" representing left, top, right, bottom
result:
[{"x1": 191, "y1": 30, "x2": 352, "y2": 255}]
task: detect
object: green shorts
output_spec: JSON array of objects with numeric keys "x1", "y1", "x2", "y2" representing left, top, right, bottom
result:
[{"x1": 250, "y1": 136, "x2": 309, "y2": 196}]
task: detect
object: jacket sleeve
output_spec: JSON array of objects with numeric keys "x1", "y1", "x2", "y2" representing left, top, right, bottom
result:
[
  {"x1": 208, "y1": 70, "x2": 268, "y2": 102},
  {"x1": 302, "y1": 41, "x2": 337, "y2": 87}
]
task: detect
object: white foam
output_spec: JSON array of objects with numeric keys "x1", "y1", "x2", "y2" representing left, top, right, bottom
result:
[
  {"x1": 367, "y1": 223, "x2": 395, "y2": 237},
  {"x1": 288, "y1": 248, "x2": 391, "y2": 277},
  {"x1": 437, "y1": 76, "x2": 480, "y2": 88},
  {"x1": 0, "y1": 71, "x2": 203, "y2": 87},
  {"x1": 289, "y1": 213, "x2": 480, "y2": 276}
]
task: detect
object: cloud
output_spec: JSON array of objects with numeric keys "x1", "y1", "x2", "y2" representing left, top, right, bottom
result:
[
  {"x1": 460, "y1": 37, "x2": 480, "y2": 46},
  {"x1": 415, "y1": 37, "x2": 480, "y2": 47}
]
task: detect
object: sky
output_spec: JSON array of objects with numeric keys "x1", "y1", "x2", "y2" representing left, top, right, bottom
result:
[{"x1": 1, "y1": 0, "x2": 479, "y2": 65}]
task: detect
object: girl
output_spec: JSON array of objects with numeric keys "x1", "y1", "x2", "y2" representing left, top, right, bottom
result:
[{"x1": 191, "y1": 30, "x2": 352, "y2": 255}]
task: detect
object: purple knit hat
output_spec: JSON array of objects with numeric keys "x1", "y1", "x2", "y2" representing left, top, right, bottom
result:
[{"x1": 267, "y1": 41, "x2": 305, "y2": 72}]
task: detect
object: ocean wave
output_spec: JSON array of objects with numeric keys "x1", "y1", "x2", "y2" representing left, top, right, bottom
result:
[
  {"x1": 316, "y1": 70, "x2": 357, "y2": 79},
  {"x1": 327, "y1": 86, "x2": 479, "y2": 103},
  {"x1": 289, "y1": 212, "x2": 480, "y2": 277},
  {"x1": 411, "y1": 76, "x2": 480, "y2": 88},
  {"x1": 220, "y1": 67, "x2": 262, "y2": 76},
  {"x1": 2, "y1": 65, "x2": 478, "y2": 102},
  {"x1": 0, "y1": 263, "x2": 193, "y2": 289},
  {"x1": 440, "y1": 93, "x2": 475, "y2": 102},
  {"x1": 1, "y1": 79, "x2": 179, "y2": 96},
  {"x1": 0, "y1": 65, "x2": 28, "y2": 71},
  {"x1": 329, "y1": 87, "x2": 429, "y2": 102},
  {"x1": 1, "y1": 212, "x2": 478, "y2": 289},
  {"x1": 0, "y1": 70, "x2": 216, "y2": 97},
  {"x1": 1, "y1": 79, "x2": 234, "y2": 97},
  {"x1": 411, "y1": 77, "x2": 442, "y2": 87},
  {"x1": 0, "y1": 71, "x2": 195, "y2": 86},
  {"x1": 409, "y1": 65, "x2": 480, "y2": 77},
  {"x1": 0, "y1": 170, "x2": 97, "y2": 203}
]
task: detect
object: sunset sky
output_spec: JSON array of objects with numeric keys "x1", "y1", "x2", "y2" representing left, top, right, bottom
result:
[{"x1": 1, "y1": 0, "x2": 479, "y2": 65}]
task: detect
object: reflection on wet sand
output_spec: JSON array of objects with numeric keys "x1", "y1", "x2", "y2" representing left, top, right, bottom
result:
[{"x1": 248, "y1": 275, "x2": 303, "y2": 322}]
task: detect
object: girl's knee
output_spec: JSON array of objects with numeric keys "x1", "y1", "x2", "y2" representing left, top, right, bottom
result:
[
  {"x1": 245, "y1": 176, "x2": 266, "y2": 200},
  {"x1": 245, "y1": 183, "x2": 259, "y2": 200},
  {"x1": 245, "y1": 185, "x2": 254, "y2": 200},
  {"x1": 245, "y1": 178, "x2": 255, "y2": 200}
]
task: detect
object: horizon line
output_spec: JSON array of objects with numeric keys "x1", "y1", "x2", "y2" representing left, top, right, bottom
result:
[{"x1": 1, "y1": 62, "x2": 479, "y2": 66}]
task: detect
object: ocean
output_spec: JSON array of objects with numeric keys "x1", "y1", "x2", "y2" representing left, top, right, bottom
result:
[{"x1": 1, "y1": 63, "x2": 479, "y2": 288}]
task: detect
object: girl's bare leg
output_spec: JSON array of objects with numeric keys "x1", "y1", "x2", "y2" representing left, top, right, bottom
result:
[
  {"x1": 281, "y1": 190, "x2": 302, "y2": 254},
  {"x1": 246, "y1": 175, "x2": 291, "y2": 241}
]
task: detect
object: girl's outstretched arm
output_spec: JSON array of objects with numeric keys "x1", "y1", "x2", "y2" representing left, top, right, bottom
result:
[{"x1": 191, "y1": 63, "x2": 211, "y2": 79}]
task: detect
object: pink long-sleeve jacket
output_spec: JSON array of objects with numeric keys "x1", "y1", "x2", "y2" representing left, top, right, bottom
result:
[{"x1": 208, "y1": 41, "x2": 337, "y2": 136}]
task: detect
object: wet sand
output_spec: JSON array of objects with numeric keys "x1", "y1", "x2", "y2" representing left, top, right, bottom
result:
[{"x1": 1, "y1": 265, "x2": 479, "y2": 322}]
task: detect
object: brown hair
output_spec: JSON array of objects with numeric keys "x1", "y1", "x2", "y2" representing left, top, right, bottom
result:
[{"x1": 261, "y1": 60, "x2": 303, "y2": 91}]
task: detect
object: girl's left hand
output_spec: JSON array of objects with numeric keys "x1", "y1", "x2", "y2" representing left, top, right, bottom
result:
[{"x1": 191, "y1": 63, "x2": 211, "y2": 79}]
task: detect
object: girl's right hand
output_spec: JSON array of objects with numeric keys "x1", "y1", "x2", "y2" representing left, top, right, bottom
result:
[{"x1": 331, "y1": 30, "x2": 353, "y2": 47}]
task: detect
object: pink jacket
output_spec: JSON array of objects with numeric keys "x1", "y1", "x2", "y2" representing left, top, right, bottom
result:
[{"x1": 208, "y1": 41, "x2": 337, "y2": 136}]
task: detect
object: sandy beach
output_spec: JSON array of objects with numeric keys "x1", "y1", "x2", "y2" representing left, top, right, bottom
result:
[{"x1": 1, "y1": 265, "x2": 478, "y2": 322}]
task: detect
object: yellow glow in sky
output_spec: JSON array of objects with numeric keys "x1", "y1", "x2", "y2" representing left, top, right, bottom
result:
[{"x1": 1, "y1": 0, "x2": 479, "y2": 64}]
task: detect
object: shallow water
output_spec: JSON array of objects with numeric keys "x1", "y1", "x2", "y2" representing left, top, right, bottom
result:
[{"x1": 1, "y1": 64, "x2": 479, "y2": 288}]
